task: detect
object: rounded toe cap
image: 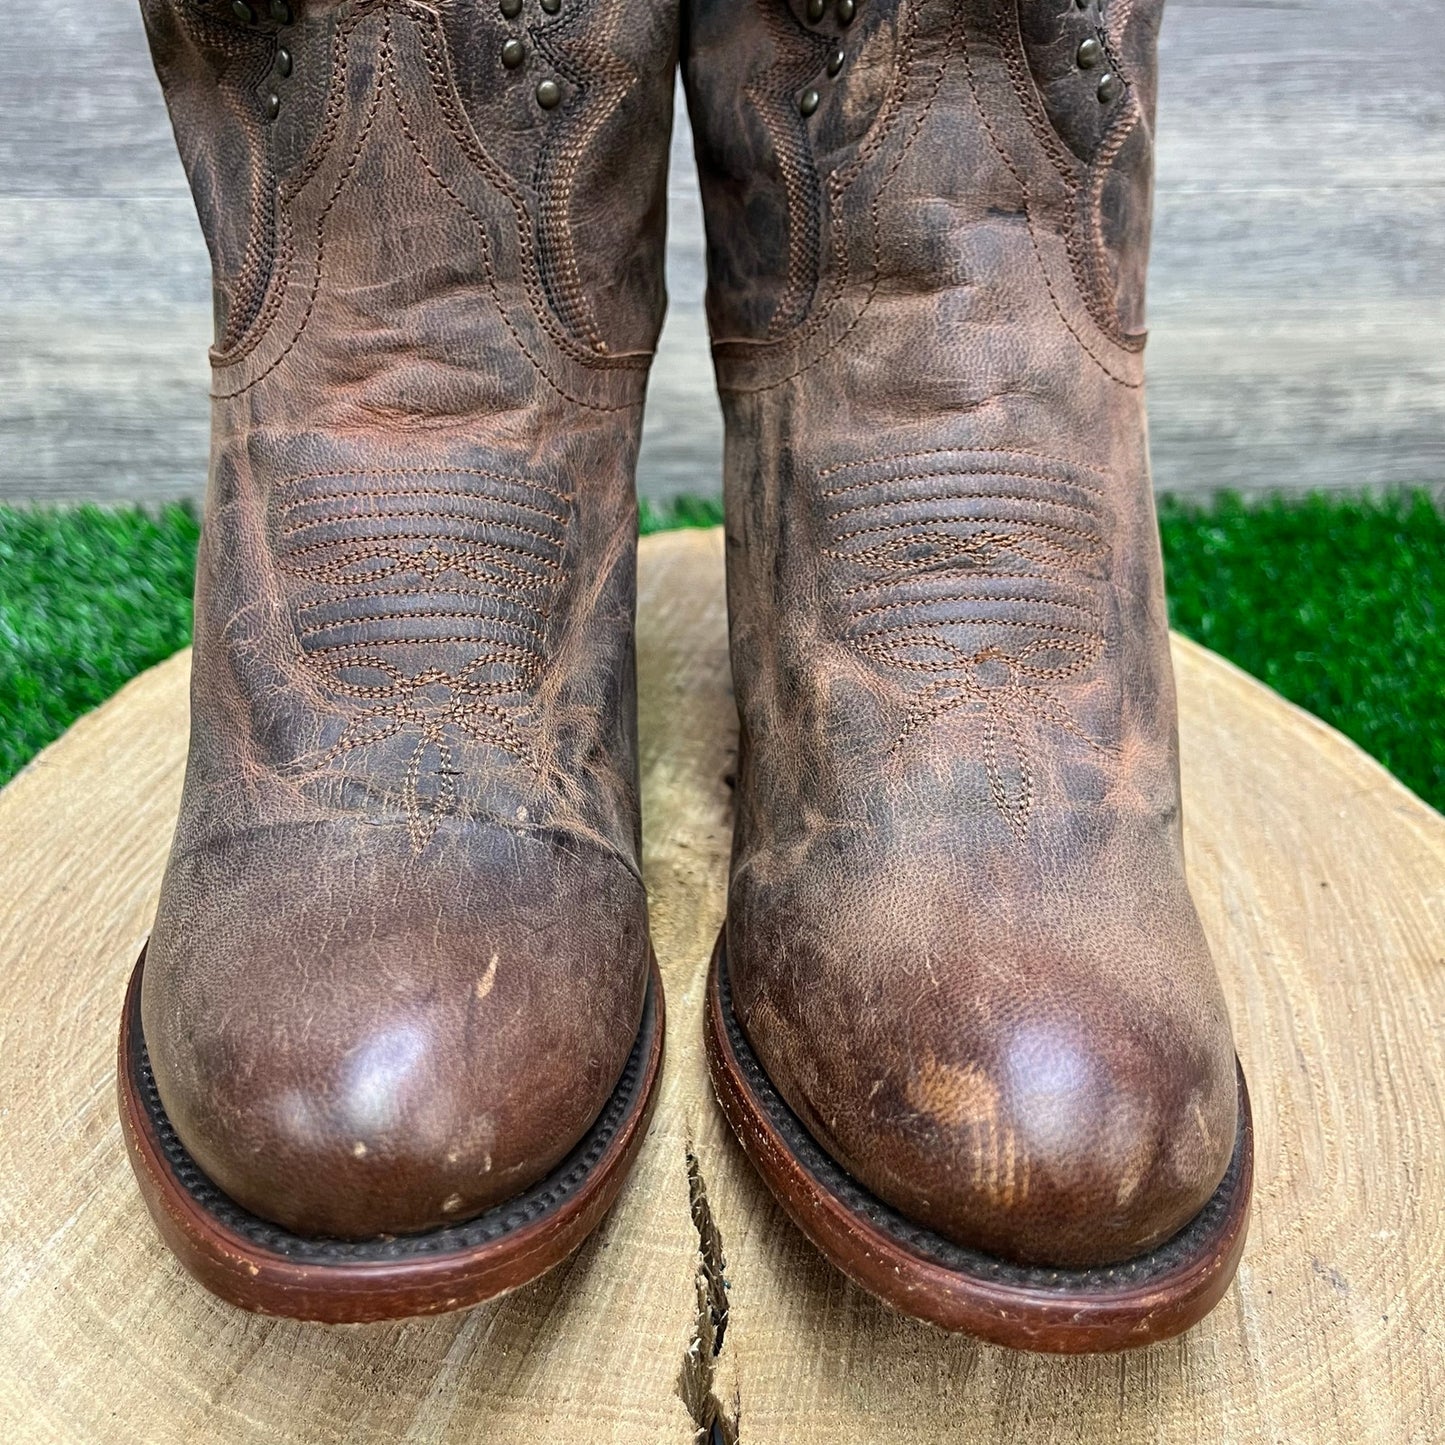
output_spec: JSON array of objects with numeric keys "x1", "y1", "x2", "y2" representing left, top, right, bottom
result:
[
  {"x1": 142, "y1": 824, "x2": 648, "y2": 1239},
  {"x1": 730, "y1": 875, "x2": 1240, "y2": 1269}
]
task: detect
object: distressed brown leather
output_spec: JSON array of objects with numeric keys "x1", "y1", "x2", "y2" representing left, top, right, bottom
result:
[
  {"x1": 137, "y1": 0, "x2": 675, "y2": 1239},
  {"x1": 686, "y1": 0, "x2": 1241, "y2": 1267}
]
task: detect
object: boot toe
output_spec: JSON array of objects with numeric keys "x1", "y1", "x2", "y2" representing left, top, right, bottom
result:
[
  {"x1": 142, "y1": 821, "x2": 648, "y2": 1239},
  {"x1": 730, "y1": 864, "x2": 1239, "y2": 1268}
]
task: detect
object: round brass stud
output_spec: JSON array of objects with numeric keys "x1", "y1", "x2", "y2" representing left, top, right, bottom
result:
[
  {"x1": 536, "y1": 78, "x2": 562, "y2": 109},
  {"x1": 1076, "y1": 37, "x2": 1102, "y2": 69},
  {"x1": 269, "y1": 0, "x2": 291, "y2": 23},
  {"x1": 275, "y1": 45, "x2": 292, "y2": 77},
  {"x1": 500, "y1": 0, "x2": 523, "y2": 15},
  {"x1": 540, "y1": 0, "x2": 561, "y2": 12},
  {"x1": 1097, "y1": 72, "x2": 1122, "y2": 102},
  {"x1": 827, "y1": 43, "x2": 846, "y2": 77},
  {"x1": 231, "y1": 1, "x2": 255, "y2": 22},
  {"x1": 806, "y1": 0, "x2": 826, "y2": 20},
  {"x1": 264, "y1": 92, "x2": 280, "y2": 120},
  {"x1": 799, "y1": 87, "x2": 820, "y2": 117},
  {"x1": 502, "y1": 37, "x2": 526, "y2": 68},
  {"x1": 837, "y1": 0, "x2": 856, "y2": 23}
]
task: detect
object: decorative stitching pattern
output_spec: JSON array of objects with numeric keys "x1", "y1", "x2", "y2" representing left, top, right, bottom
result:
[
  {"x1": 957, "y1": 18, "x2": 1143, "y2": 387},
  {"x1": 409, "y1": 14, "x2": 647, "y2": 378},
  {"x1": 718, "y1": 0, "x2": 948, "y2": 393},
  {"x1": 743, "y1": 2, "x2": 830, "y2": 336},
  {"x1": 212, "y1": 3, "x2": 644, "y2": 409},
  {"x1": 175, "y1": 0, "x2": 280, "y2": 354},
  {"x1": 276, "y1": 467, "x2": 569, "y2": 853},
  {"x1": 531, "y1": 0, "x2": 634, "y2": 353},
  {"x1": 819, "y1": 450, "x2": 1115, "y2": 836},
  {"x1": 991, "y1": 2, "x2": 1147, "y2": 355}
]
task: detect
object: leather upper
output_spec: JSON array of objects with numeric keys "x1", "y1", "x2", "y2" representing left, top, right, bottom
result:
[
  {"x1": 139, "y1": 0, "x2": 676, "y2": 1238},
  {"x1": 686, "y1": 0, "x2": 1240, "y2": 1267}
]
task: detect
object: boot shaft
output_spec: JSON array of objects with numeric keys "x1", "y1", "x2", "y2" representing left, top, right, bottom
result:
[
  {"x1": 138, "y1": 0, "x2": 681, "y2": 865},
  {"x1": 684, "y1": 0, "x2": 1163, "y2": 347},
  {"x1": 142, "y1": 0, "x2": 677, "y2": 362}
]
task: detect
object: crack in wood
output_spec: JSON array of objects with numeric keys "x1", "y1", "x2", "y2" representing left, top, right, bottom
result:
[{"x1": 677, "y1": 1140, "x2": 740, "y2": 1444}]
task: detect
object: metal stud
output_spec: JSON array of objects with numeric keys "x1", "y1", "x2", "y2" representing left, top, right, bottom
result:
[
  {"x1": 275, "y1": 45, "x2": 292, "y2": 77},
  {"x1": 540, "y1": 0, "x2": 561, "y2": 12},
  {"x1": 536, "y1": 78, "x2": 562, "y2": 109},
  {"x1": 231, "y1": 1, "x2": 255, "y2": 22},
  {"x1": 500, "y1": 0, "x2": 523, "y2": 15},
  {"x1": 827, "y1": 43, "x2": 846, "y2": 77},
  {"x1": 806, "y1": 0, "x2": 825, "y2": 20},
  {"x1": 502, "y1": 37, "x2": 526, "y2": 68},
  {"x1": 1097, "y1": 72, "x2": 1122, "y2": 102},
  {"x1": 269, "y1": 0, "x2": 291, "y2": 23},
  {"x1": 1076, "y1": 37, "x2": 1102, "y2": 69},
  {"x1": 264, "y1": 92, "x2": 281, "y2": 120},
  {"x1": 799, "y1": 87, "x2": 820, "y2": 117},
  {"x1": 837, "y1": 0, "x2": 856, "y2": 23}
]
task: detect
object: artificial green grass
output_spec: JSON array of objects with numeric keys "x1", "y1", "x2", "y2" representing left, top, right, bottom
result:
[
  {"x1": 1158, "y1": 490, "x2": 1443, "y2": 813},
  {"x1": 1, "y1": 493, "x2": 1440, "y2": 812},
  {"x1": 0, "y1": 505, "x2": 200, "y2": 786}
]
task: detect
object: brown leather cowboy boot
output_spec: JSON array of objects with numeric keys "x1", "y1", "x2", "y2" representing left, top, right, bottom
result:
[
  {"x1": 116, "y1": 0, "x2": 672, "y2": 1321},
  {"x1": 689, "y1": 0, "x2": 1252, "y2": 1350}
]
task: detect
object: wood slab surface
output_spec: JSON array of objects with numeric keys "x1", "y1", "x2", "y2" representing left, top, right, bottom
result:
[{"x1": 1, "y1": 528, "x2": 1442, "y2": 1442}]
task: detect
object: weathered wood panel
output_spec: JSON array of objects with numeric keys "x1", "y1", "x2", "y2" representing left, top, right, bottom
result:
[{"x1": 1, "y1": 1, "x2": 1441, "y2": 503}]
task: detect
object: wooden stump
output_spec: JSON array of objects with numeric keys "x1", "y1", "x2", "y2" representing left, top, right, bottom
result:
[{"x1": 1, "y1": 528, "x2": 1441, "y2": 1442}]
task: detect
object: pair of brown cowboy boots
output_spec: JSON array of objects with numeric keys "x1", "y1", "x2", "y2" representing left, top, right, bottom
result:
[{"x1": 119, "y1": 0, "x2": 1251, "y2": 1352}]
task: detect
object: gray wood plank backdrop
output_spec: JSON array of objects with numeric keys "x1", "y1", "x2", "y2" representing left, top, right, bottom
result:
[{"x1": 1, "y1": 0, "x2": 1442, "y2": 505}]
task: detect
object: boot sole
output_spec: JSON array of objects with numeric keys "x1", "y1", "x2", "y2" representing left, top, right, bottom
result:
[
  {"x1": 705, "y1": 933, "x2": 1252, "y2": 1352},
  {"x1": 118, "y1": 946, "x2": 664, "y2": 1323}
]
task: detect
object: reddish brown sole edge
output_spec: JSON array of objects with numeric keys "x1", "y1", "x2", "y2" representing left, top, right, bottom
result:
[
  {"x1": 705, "y1": 934, "x2": 1253, "y2": 1353},
  {"x1": 118, "y1": 947, "x2": 665, "y2": 1323}
]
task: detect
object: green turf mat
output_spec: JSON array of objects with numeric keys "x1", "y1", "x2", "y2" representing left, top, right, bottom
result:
[
  {"x1": 0, "y1": 505, "x2": 200, "y2": 786},
  {"x1": 1158, "y1": 491, "x2": 1442, "y2": 814},
  {"x1": 1, "y1": 492, "x2": 1440, "y2": 813}
]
